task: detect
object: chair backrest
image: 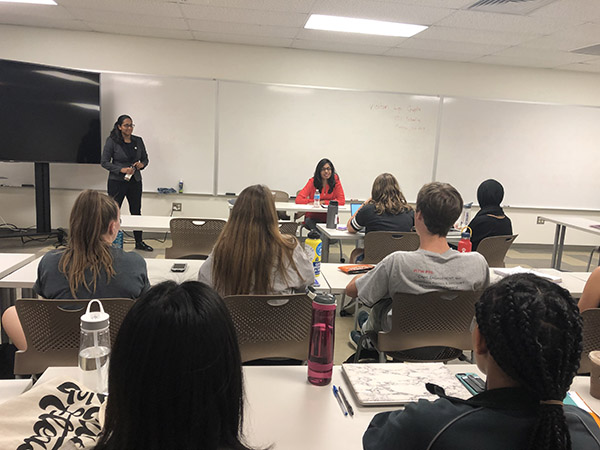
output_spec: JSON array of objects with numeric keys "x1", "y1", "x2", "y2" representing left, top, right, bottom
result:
[
  {"x1": 580, "y1": 308, "x2": 600, "y2": 374},
  {"x1": 363, "y1": 231, "x2": 420, "y2": 264},
  {"x1": 14, "y1": 298, "x2": 135, "y2": 375},
  {"x1": 165, "y1": 218, "x2": 226, "y2": 259},
  {"x1": 223, "y1": 293, "x2": 312, "y2": 362},
  {"x1": 271, "y1": 190, "x2": 289, "y2": 203},
  {"x1": 476, "y1": 234, "x2": 518, "y2": 268},
  {"x1": 278, "y1": 221, "x2": 298, "y2": 236},
  {"x1": 377, "y1": 290, "x2": 483, "y2": 360}
]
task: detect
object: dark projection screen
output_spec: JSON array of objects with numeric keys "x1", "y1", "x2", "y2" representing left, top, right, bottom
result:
[{"x1": 0, "y1": 59, "x2": 101, "y2": 164}]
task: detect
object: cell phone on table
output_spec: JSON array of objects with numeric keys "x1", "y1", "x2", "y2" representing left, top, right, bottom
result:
[
  {"x1": 456, "y1": 373, "x2": 485, "y2": 395},
  {"x1": 171, "y1": 263, "x2": 188, "y2": 273}
]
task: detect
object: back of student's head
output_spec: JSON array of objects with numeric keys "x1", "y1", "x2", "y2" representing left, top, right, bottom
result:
[
  {"x1": 370, "y1": 173, "x2": 412, "y2": 215},
  {"x1": 415, "y1": 182, "x2": 462, "y2": 236},
  {"x1": 96, "y1": 281, "x2": 251, "y2": 450},
  {"x1": 475, "y1": 274, "x2": 582, "y2": 450},
  {"x1": 60, "y1": 190, "x2": 119, "y2": 297},
  {"x1": 477, "y1": 179, "x2": 505, "y2": 208},
  {"x1": 212, "y1": 184, "x2": 298, "y2": 296}
]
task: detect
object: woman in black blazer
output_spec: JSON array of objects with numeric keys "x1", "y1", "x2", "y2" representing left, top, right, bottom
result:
[{"x1": 101, "y1": 114, "x2": 152, "y2": 251}]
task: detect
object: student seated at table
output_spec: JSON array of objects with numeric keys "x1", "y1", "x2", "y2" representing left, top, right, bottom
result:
[
  {"x1": 347, "y1": 173, "x2": 414, "y2": 262},
  {"x1": 1, "y1": 190, "x2": 150, "y2": 351},
  {"x1": 468, "y1": 179, "x2": 513, "y2": 251},
  {"x1": 346, "y1": 182, "x2": 489, "y2": 348},
  {"x1": 577, "y1": 266, "x2": 600, "y2": 311},
  {"x1": 95, "y1": 281, "x2": 259, "y2": 450},
  {"x1": 199, "y1": 184, "x2": 314, "y2": 296},
  {"x1": 295, "y1": 158, "x2": 346, "y2": 231},
  {"x1": 363, "y1": 273, "x2": 600, "y2": 450}
]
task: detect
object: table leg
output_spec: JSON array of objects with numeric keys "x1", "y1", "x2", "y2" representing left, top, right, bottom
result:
[
  {"x1": 555, "y1": 225, "x2": 566, "y2": 271},
  {"x1": 321, "y1": 235, "x2": 330, "y2": 263},
  {"x1": 551, "y1": 224, "x2": 560, "y2": 269}
]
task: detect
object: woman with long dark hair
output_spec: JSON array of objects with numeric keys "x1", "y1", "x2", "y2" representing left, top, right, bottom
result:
[
  {"x1": 1, "y1": 190, "x2": 149, "y2": 351},
  {"x1": 199, "y1": 184, "x2": 313, "y2": 296},
  {"x1": 363, "y1": 273, "x2": 600, "y2": 450},
  {"x1": 295, "y1": 158, "x2": 345, "y2": 230},
  {"x1": 95, "y1": 281, "x2": 258, "y2": 450},
  {"x1": 101, "y1": 114, "x2": 152, "y2": 251}
]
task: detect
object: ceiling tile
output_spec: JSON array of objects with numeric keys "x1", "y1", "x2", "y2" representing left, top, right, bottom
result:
[
  {"x1": 530, "y1": 0, "x2": 600, "y2": 22},
  {"x1": 384, "y1": 46, "x2": 476, "y2": 62},
  {"x1": 180, "y1": 4, "x2": 309, "y2": 27},
  {"x1": 492, "y1": 46, "x2": 595, "y2": 65},
  {"x1": 556, "y1": 60, "x2": 600, "y2": 73},
  {"x1": 296, "y1": 28, "x2": 407, "y2": 46},
  {"x1": 474, "y1": 54, "x2": 564, "y2": 69},
  {"x1": 0, "y1": 4, "x2": 74, "y2": 20},
  {"x1": 415, "y1": 25, "x2": 541, "y2": 46},
  {"x1": 311, "y1": 0, "x2": 453, "y2": 25},
  {"x1": 67, "y1": 8, "x2": 189, "y2": 29},
  {"x1": 0, "y1": 15, "x2": 91, "y2": 31},
  {"x1": 398, "y1": 37, "x2": 508, "y2": 56},
  {"x1": 187, "y1": 18, "x2": 299, "y2": 38},
  {"x1": 292, "y1": 38, "x2": 389, "y2": 55},
  {"x1": 520, "y1": 23, "x2": 600, "y2": 52},
  {"x1": 192, "y1": 30, "x2": 294, "y2": 47},
  {"x1": 89, "y1": 23, "x2": 194, "y2": 40},
  {"x1": 376, "y1": 0, "x2": 473, "y2": 8},
  {"x1": 180, "y1": 0, "x2": 315, "y2": 13},
  {"x1": 57, "y1": 0, "x2": 183, "y2": 17}
]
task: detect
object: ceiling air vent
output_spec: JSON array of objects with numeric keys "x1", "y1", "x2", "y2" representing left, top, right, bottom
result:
[{"x1": 467, "y1": 0, "x2": 558, "y2": 14}]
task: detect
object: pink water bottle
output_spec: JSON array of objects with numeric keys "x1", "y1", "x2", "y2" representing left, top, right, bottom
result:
[{"x1": 307, "y1": 288, "x2": 336, "y2": 386}]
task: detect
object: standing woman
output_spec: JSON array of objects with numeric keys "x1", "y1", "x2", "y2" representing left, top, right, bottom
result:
[
  {"x1": 296, "y1": 158, "x2": 345, "y2": 231},
  {"x1": 468, "y1": 179, "x2": 513, "y2": 251},
  {"x1": 101, "y1": 114, "x2": 152, "y2": 251}
]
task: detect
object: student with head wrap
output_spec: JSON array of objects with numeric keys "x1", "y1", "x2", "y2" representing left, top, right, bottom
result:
[{"x1": 468, "y1": 179, "x2": 513, "y2": 251}]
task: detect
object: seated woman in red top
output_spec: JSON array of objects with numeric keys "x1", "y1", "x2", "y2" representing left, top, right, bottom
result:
[{"x1": 296, "y1": 158, "x2": 345, "y2": 231}]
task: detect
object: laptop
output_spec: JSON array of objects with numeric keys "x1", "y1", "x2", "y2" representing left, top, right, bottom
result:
[{"x1": 350, "y1": 202, "x2": 362, "y2": 216}]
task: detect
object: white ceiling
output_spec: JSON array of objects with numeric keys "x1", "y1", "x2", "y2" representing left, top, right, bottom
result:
[{"x1": 2, "y1": 0, "x2": 600, "y2": 73}]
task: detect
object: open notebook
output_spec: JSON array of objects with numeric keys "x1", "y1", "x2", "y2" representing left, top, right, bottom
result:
[{"x1": 342, "y1": 363, "x2": 472, "y2": 406}]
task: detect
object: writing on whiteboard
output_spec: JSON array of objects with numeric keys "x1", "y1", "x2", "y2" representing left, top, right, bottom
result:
[{"x1": 370, "y1": 103, "x2": 427, "y2": 131}]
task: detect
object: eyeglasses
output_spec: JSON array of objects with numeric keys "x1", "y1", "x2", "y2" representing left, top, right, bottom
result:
[
  {"x1": 121, "y1": 124, "x2": 135, "y2": 129},
  {"x1": 321, "y1": 167, "x2": 332, "y2": 172}
]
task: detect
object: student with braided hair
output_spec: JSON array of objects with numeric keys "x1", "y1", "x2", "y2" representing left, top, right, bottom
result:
[{"x1": 363, "y1": 274, "x2": 600, "y2": 450}]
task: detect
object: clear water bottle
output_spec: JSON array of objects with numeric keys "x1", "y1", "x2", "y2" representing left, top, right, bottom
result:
[
  {"x1": 307, "y1": 288, "x2": 336, "y2": 386},
  {"x1": 314, "y1": 189, "x2": 320, "y2": 206},
  {"x1": 79, "y1": 300, "x2": 111, "y2": 394},
  {"x1": 460, "y1": 202, "x2": 473, "y2": 228},
  {"x1": 304, "y1": 230, "x2": 322, "y2": 286},
  {"x1": 326, "y1": 200, "x2": 338, "y2": 229}
]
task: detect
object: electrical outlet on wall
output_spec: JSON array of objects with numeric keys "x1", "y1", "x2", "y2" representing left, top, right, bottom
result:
[
  {"x1": 172, "y1": 202, "x2": 182, "y2": 212},
  {"x1": 536, "y1": 217, "x2": 545, "y2": 225}
]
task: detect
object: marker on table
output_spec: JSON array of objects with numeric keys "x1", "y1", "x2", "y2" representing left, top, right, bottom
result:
[
  {"x1": 333, "y1": 385, "x2": 348, "y2": 416},
  {"x1": 338, "y1": 386, "x2": 354, "y2": 417}
]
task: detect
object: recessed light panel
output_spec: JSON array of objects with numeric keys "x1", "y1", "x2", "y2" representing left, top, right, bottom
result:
[
  {"x1": 0, "y1": 0, "x2": 57, "y2": 4},
  {"x1": 305, "y1": 14, "x2": 427, "y2": 38}
]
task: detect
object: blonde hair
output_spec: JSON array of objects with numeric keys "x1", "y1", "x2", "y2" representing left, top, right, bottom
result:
[
  {"x1": 211, "y1": 185, "x2": 301, "y2": 296},
  {"x1": 59, "y1": 190, "x2": 119, "y2": 297},
  {"x1": 370, "y1": 173, "x2": 412, "y2": 215}
]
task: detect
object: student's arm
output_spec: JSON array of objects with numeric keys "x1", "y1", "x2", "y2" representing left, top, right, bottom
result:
[
  {"x1": 332, "y1": 175, "x2": 346, "y2": 205},
  {"x1": 295, "y1": 179, "x2": 314, "y2": 204},
  {"x1": 578, "y1": 267, "x2": 600, "y2": 312}
]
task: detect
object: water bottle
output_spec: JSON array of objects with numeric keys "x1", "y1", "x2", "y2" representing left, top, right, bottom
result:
[
  {"x1": 460, "y1": 202, "x2": 473, "y2": 228},
  {"x1": 112, "y1": 230, "x2": 123, "y2": 249},
  {"x1": 458, "y1": 228, "x2": 472, "y2": 253},
  {"x1": 314, "y1": 189, "x2": 320, "y2": 206},
  {"x1": 304, "y1": 230, "x2": 322, "y2": 285},
  {"x1": 326, "y1": 200, "x2": 338, "y2": 229},
  {"x1": 79, "y1": 300, "x2": 111, "y2": 394},
  {"x1": 307, "y1": 288, "x2": 336, "y2": 386},
  {"x1": 178, "y1": 180, "x2": 184, "y2": 194}
]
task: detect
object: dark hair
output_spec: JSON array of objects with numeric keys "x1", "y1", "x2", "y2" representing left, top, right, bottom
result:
[
  {"x1": 313, "y1": 158, "x2": 337, "y2": 193},
  {"x1": 475, "y1": 274, "x2": 582, "y2": 450},
  {"x1": 109, "y1": 114, "x2": 132, "y2": 143},
  {"x1": 415, "y1": 182, "x2": 462, "y2": 236},
  {"x1": 95, "y1": 281, "x2": 254, "y2": 450}
]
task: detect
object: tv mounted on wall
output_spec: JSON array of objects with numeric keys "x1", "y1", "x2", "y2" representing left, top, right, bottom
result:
[{"x1": 0, "y1": 59, "x2": 101, "y2": 164}]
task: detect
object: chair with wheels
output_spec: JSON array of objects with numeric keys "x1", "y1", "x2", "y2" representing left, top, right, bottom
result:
[
  {"x1": 165, "y1": 218, "x2": 226, "y2": 259},
  {"x1": 475, "y1": 234, "x2": 518, "y2": 268},
  {"x1": 223, "y1": 293, "x2": 312, "y2": 363},
  {"x1": 14, "y1": 298, "x2": 135, "y2": 376},
  {"x1": 355, "y1": 290, "x2": 483, "y2": 363}
]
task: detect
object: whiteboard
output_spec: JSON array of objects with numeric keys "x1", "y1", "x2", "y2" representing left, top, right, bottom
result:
[
  {"x1": 0, "y1": 73, "x2": 217, "y2": 194},
  {"x1": 436, "y1": 97, "x2": 600, "y2": 209},
  {"x1": 217, "y1": 82, "x2": 440, "y2": 201}
]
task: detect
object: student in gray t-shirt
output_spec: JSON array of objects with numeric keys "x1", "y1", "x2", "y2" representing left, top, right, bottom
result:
[{"x1": 346, "y1": 182, "x2": 490, "y2": 335}]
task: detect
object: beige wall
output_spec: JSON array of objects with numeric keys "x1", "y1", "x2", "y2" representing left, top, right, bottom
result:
[{"x1": 1, "y1": 25, "x2": 599, "y2": 245}]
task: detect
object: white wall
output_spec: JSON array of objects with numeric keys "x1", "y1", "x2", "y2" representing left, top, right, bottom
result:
[{"x1": 1, "y1": 25, "x2": 599, "y2": 246}]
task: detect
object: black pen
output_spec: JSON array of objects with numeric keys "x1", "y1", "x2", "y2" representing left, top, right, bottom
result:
[{"x1": 338, "y1": 386, "x2": 354, "y2": 417}]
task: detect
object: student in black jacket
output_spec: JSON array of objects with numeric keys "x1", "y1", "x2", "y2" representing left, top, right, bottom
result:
[
  {"x1": 468, "y1": 179, "x2": 513, "y2": 251},
  {"x1": 363, "y1": 274, "x2": 600, "y2": 450},
  {"x1": 101, "y1": 114, "x2": 152, "y2": 251}
]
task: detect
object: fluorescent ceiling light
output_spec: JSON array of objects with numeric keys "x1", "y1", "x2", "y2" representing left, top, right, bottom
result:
[
  {"x1": 305, "y1": 14, "x2": 427, "y2": 38},
  {"x1": 0, "y1": 0, "x2": 57, "y2": 4}
]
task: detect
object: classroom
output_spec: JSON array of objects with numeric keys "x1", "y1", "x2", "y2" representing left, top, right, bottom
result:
[{"x1": 1, "y1": 1, "x2": 600, "y2": 449}]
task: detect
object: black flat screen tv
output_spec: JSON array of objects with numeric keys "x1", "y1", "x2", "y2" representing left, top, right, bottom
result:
[{"x1": 0, "y1": 59, "x2": 101, "y2": 164}]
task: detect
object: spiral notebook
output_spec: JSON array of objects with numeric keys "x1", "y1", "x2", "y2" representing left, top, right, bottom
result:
[{"x1": 341, "y1": 363, "x2": 472, "y2": 406}]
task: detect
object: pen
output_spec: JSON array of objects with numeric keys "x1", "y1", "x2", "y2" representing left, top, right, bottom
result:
[
  {"x1": 338, "y1": 386, "x2": 354, "y2": 417},
  {"x1": 333, "y1": 385, "x2": 348, "y2": 417}
]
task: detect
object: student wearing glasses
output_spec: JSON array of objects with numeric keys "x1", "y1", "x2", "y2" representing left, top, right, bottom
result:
[
  {"x1": 295, "y1": 158, "x2": 346, "y2": 231},
  {"x1": 101, "y1": 114, "x2": 152, "y2": 251}
]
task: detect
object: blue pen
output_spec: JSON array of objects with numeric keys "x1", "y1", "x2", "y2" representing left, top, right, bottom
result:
[{"x1": 333, "y1": 385, "x2": 348, "y2": 416}]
